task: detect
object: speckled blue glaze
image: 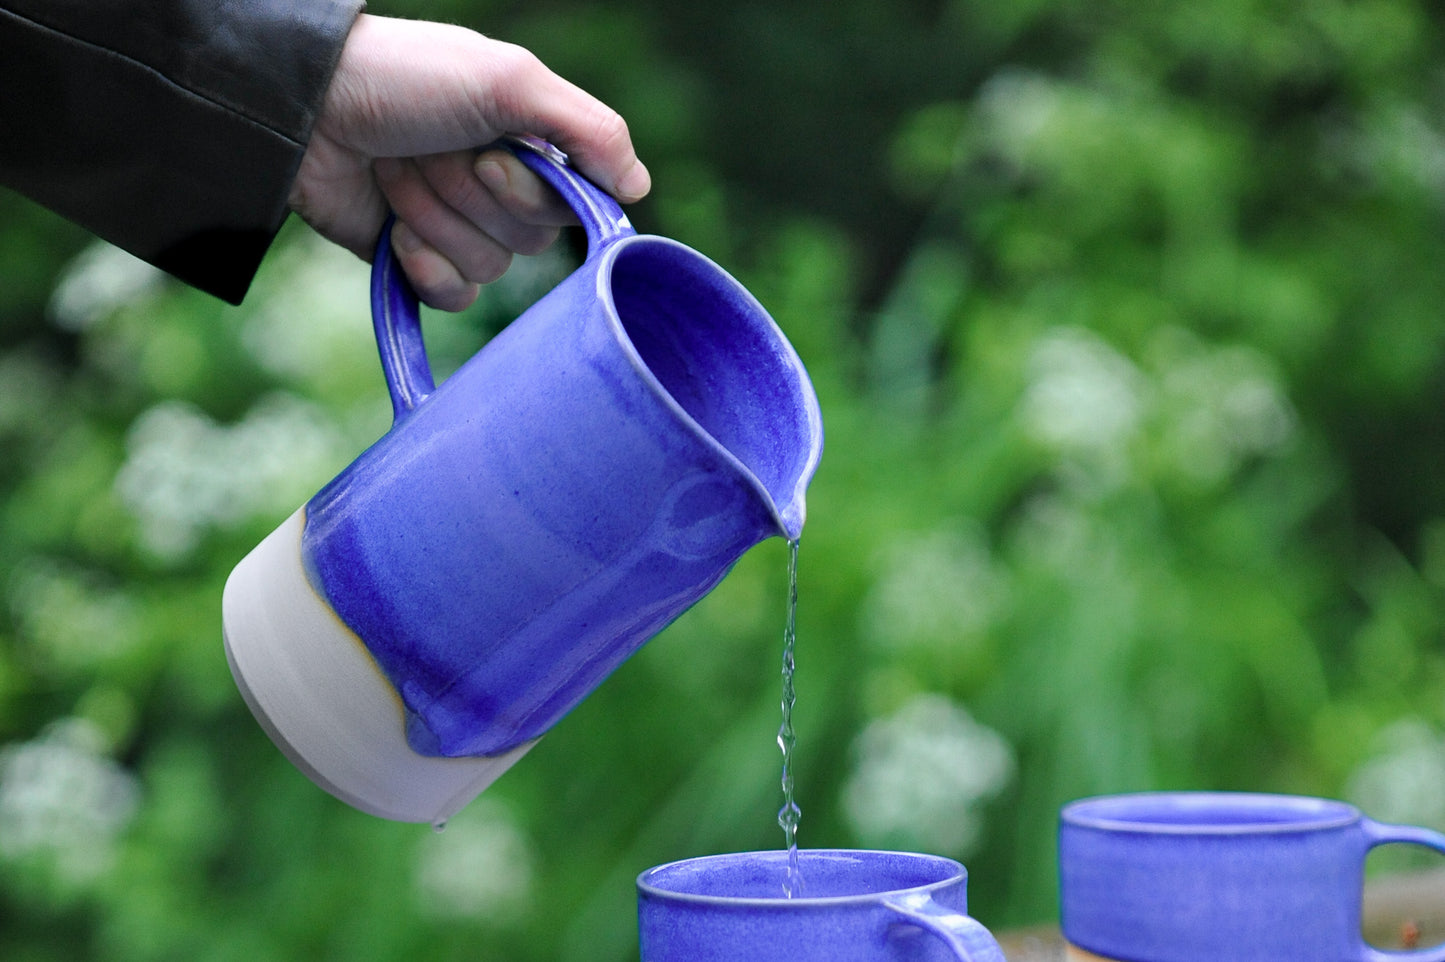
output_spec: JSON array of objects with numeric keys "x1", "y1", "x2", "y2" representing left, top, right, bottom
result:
[
  {"x1": 1059, "y1": 792, "x2": 1445, "y2": 962},
  {"x1": 301, "y1": 138, "x2": 823, "y2": 758},
  {"x1": 637, "y1": 850, "x2": 1005, "y2": 962}
]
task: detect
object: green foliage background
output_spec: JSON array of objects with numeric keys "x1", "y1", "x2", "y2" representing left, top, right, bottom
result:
[{"x1": 4, "y1": 0, "x2": 1445, "y2": 957}]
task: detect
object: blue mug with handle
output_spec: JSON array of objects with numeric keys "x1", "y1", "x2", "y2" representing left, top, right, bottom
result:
[
  {"x1": 1059, "y1": 791, "x2": 1445, "y2": 962},
  {"x1": 221, "y1": 137, "x2": 824, "y2": 824},
  {"x1": 638, "y1": 849, "x2": 1007, "y2": 962}
]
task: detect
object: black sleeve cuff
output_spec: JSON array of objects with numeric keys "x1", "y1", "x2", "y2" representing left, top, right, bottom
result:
[{"x1": 0, "y1": 0, "x2": 365, "y2": 304}]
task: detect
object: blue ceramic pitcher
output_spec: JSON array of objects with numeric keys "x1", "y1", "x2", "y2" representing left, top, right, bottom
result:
[{"x1": 222, "y1": 138, "x2": 823, "y2": 824}]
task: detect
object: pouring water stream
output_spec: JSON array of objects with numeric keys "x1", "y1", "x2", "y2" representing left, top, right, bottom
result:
[{"x1": 778, "y1": 538, "x2": 803, "y2": 898}]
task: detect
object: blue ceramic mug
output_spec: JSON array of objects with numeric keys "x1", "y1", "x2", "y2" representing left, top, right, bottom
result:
[
  {"x1": 221, "y1": 138, "x2": 823, "y2": 824},
  {"x1": 637, "y1": 849, "x2": 1006, "y2": 962},
  {"x1": 1059, "y1": 792, "x2": 1445, "y2": 962}
]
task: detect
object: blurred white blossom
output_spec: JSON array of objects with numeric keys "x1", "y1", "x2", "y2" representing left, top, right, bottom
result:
[
  {"x1": 413, "y1": 797, "x2": 536, "y2": 924},
  {"x1": 1346, "y1": 718, "x2": 1445, "y2": 830},
  {"x1": 1150, "y1": 328, "x2": 1295, "y2": 484},
  {"x1": 115, "y1": 393, "x2": 348, "y2": 559},
  {"x1": 862, "y1": 522, "x2": 1010, "y2": 652},
  {"x1": 48, "y1": 242, "x2": 165, "y2": 332},
  {"x1": 976, "y1": 68, "x2": 1064, "y2": 163},
  {"x1": 240, "y1": 234, "x2": 373, "y2": 384},
  {"x1": 0, "y1": 718, "x2": 140, "y2": 887},
  {"x1": 1012, "y1": 492, "x2": 1115, "y2": 574},
  {"x1": 7, "y1": 562, "x2": 144, "y2": 674},
  {"x1": 240, "y1": 230, "x2": 573, "y2": 387},
  {"x1": 842, "y1": 694, "x2": 1014, "y2": 856},
  {"x1": 1021, "y1": 326, "x2": 1146, "y2": 463},
  {"x1": 1326, "y1": 102, "x2": 1445, "y2": 203},
  {"x1": 1020, "y1": 325, "x2": 1296, "y2": 494},
  {"x1": 1370, "y1": 103, "x2": 1445, "y2": 200}
]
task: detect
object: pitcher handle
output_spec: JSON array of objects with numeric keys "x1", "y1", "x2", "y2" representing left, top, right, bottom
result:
[
  {"x1": 1360, "y1": 819, "x2": 1445, "y2": 962},
  {"x1": 368, "y1": 136, "x2": 637, "y2": 420},
  {"x1": 370, "y1": 214, "x2": 435, "y2": 420},
  {"x1": 501, "y1": 135, "x2": 637, "y2": 254},
  {"x1": 884, "y1": 892, "x2": 1007, "y2": 962}
]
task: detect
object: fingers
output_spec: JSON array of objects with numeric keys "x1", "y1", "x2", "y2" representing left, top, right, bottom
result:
[
  {"x1": 322, "y1": 19, "x2": 651, "y2": 204},
  {"x1": 471, "y1": 148, "x2": 576, "y2": 239},
  {"x1": 389, "y1": 219, "x2": 480, "y2": 312},
  {"x1": 296, "y1": 16, "x2": 654, "y2": 310},
  {"x1": 374, "y1": 150, "x2": 571, "y2": 311}
]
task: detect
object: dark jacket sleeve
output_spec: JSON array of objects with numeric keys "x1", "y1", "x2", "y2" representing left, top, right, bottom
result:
[{"x1": 0, "y1": 0, "x2": 364, "y2": 304}]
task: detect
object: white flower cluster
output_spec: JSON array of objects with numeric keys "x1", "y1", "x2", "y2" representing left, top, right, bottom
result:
[
  {"x1": 238, "y1": 234, "x2": 374, "y2": 385},
  {"x1": 862, "y1": 522, "x2": 1010, "y2": 653},
  {"x1": 412, "y1": 797, "x2": 537, "y2": 925},
  {"x1": 47, "y1": 242, "x2": 165, "y2": 332},
  {"x1": 0, "y1": 718, "x2": 139, "y2": 889},
  {"x1": 1020, "y1": 325, "x2": 1295, "y2": 492},
  {"x1": 1347, "y1": 718, "x2": 1445, "y2": 831},
  {"x1": 1021, "y1": 326, "x2": 1146, "y2": 489},
  {"x1": 842, "y1": 694, "x2": 1015, "y2": 857},
  {"x1": 7, "y1": 561, "x2": 144, "y2": 675},
  {"x1": 114, "y1": 393, "x2": 348, "y2": 559}
]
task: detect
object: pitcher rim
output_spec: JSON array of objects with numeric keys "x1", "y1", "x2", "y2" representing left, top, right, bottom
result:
[{"x1": 596, "y1": 233, "x2": 823, "y2": 540}]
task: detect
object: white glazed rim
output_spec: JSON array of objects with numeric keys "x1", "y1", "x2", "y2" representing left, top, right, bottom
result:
[
  {"x1": 636, "y1": 849, "x2": 966, "y2": 908},
  {"x1": 1061, "y1": 791, "x2": 1360, "y2": 835}
]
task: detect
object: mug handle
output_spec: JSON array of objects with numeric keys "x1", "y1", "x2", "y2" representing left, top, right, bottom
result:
[
  {"x1": 883, "y1": 892, "x2": 1008, "y2": 962},
  {"x1": 367, "y1": 136, "x2": 638, "y2": 420},
  {"x1": 1360, "y1": 819, "x2": 1445, "y2": 962}
]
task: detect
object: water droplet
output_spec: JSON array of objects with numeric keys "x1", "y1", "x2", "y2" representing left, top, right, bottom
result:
[{"x1": 431, "y1": 818, "x2": 448, "y2": 834}]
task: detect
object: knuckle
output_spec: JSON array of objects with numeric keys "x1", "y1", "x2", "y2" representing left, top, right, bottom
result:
[
  {"x1": 489, "y1": 42, "x2": 546, "y2": 89},
  {"x1": 409, "y1": 266, "x2": 478, "y2": 312},
  {"x1": 394, "y1": 246, "x2": 449, "y2": 293},
  {"x1": 376, "y1": 162, "x2": 429, "y2": 220},
  {"x1": 470, "y1": 249, "x2": 513, "y2": 286},
  {"x1": 587, "y1": 107, "x2": 631, "y2": 154},
  {"x1": 515, "y1": 226, "x2": 561, "y2": 257},
  {"x1": 420, "y1": 152, "x2": 487, "y2": 211}
]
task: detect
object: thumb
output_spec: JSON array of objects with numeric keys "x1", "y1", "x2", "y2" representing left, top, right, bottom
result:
[{"x1": 475, "y1": 45, "x2": 652, "y2": 203}]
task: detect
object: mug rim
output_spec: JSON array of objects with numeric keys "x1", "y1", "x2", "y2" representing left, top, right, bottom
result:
[
  {"x1": 1060, "y1": 791, "x2": 1360, "y2": 835},
  {"x1": 636, "y1": 848, "x2": 965, "y2": 908}
]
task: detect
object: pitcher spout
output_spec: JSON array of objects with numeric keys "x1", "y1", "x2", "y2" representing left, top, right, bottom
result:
[
  {"x1": 747, "y1": 375, "x2": 822, "y2": 546},
  {"x1": 760, "y1": 425, "x2": 818, "y2": 545},
  {"x1": 605, "y1": 235, "x2": 824, "y2": 549},
  {"x1": 777, "y1": 497, "x2": 808, "y2": 544}
]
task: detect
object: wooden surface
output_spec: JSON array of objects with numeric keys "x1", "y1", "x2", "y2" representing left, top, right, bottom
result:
[
  {"x1": 1363, "y1": 866, "x2": 1445, "y2": 949},
  {"x1": 993, "y1": 867, "x2": 1445, "y2": 961},
  {"x1": 995, "y1": 927, "x2": 1066, "y2": 961}
]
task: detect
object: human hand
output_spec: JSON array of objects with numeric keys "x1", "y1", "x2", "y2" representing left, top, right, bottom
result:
[{"x1": 288, "y1": 14, "x2": 650, "y2": 311}]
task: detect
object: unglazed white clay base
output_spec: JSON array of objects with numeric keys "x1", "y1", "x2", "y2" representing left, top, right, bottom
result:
[
  {"x1": 1064, "y1": 945, "x2": 1118, "y2": 962},
  {"x1": 222, "y1": 508, "x2": 534, "y2": 823}
]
